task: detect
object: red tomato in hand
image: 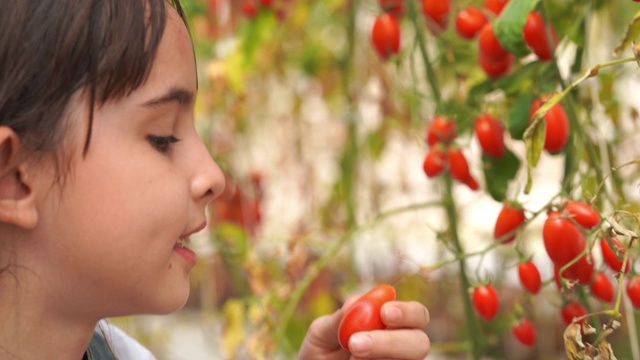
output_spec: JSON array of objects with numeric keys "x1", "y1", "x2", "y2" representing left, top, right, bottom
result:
[
  {"x1": 512, "y1": 318, "x2": 536, "y2": 346},
  {"x1": 426, "y1": 116, "x2": 457, "y2": 146},
  {"x1": 627, "y1": 276, "x2": 640, "y2": 309},
  {"x1": 518, "y1": 261, "x2": 541, "y2": 294},
  {"x1": 475, "y1": 113, "x2": 506, "y2": 158},
  {"x1": 561, "y1": 301, "x2": 588, "y2": 326},
  {"x1": 455, "y1": 7, "x2": 488, "y2": 40},
  {"x1": 493, "y1": 202, "x2": 526, "y2": 244},
  {"x1": 590, "y1": 272, "x2": 615, "y2": 303},
  {"x1": 379, "y1": 0, "x2": 405, "y2": 18},
  {"x1": 543, "y1": 212, "x2": 586, "y2": 267},
  {"x1": 601, "y1": 237, "x2": 632, "y2": 273},
  {"x1": 523, "y1": 11, "x2": 558, "y2": 61},
  {"x1": 564, "y1": 200, "x2": 601, "y2": 230},
  {"x1": 422, "y1": 0, "x2": 451, "y2": 35},
  {"x1": 423, "y1": 146, "x2": 448, "y2": 178},
  {"x1": 472, "y1": 284, "x2": 500, "y2": 321},
  {"x1": 338, "y1": 284, "x2": 397, "y2": 351},
  {"x1": 484, "y1": 0, "x2": 509, "y2": 15},
  {"x1": 479, "y1": 23, "x2": 509, "y2": 62},
  {"x1": 530, "y1": 97, "x2": 570, "y2": 153},
  {"x1": 372, "y1": 13, "x2": 401, "y2": 60}
]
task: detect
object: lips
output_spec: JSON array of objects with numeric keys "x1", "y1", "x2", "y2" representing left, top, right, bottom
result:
[{"x1": 175, "y1": 221, "x2": 207, "y2": 248}]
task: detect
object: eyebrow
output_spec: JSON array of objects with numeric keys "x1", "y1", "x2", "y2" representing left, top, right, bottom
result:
[{"x1": 142, "y1": 87, "x2": 195, "y2": 108}]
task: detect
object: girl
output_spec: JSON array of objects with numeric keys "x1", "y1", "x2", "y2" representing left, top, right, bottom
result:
[{"x1": 0, "y1": 1, "x2": 431, "y2": 359}]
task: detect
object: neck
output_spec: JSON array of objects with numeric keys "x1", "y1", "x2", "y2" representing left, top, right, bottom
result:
[{"x1": 0, "y1": 265, "x2": 97, "y2": 360}]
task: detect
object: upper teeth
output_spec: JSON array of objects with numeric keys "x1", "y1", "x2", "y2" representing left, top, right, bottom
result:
[{"x1": 177, "y1": 237, "x2": 188, "y2": 247}]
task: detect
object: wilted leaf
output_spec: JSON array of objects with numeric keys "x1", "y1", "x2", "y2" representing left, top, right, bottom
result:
[
  {"x1": 523, "y1": 113, "x2": 547, "y2": 193},
  {"x1": 564, "y1": 323, "x2": 586, "y2": 360},
  {"x1": 613, "y1": 10, "x2": 640, "y2": 56}
]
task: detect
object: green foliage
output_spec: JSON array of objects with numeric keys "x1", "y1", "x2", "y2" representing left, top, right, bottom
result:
[{"x1": 494, "y1": 0, "x2": 540, "y2": 56}]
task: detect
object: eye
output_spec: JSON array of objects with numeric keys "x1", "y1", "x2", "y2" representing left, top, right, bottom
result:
[{"x1": 148, "y1": 135, "x2": 181, "y2": 153}]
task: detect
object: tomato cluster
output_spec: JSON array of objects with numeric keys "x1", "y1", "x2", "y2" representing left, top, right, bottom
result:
[
  {"x1": 450, "y1": 0, "x2": 558, "y2": 79},
  {"x1": 422, "y1": 116, "x2": 480, "y2": 190},
  {"x1": 482, "y1": 197, "x2": 640, "y2": 346},
  {"x1": 371, "y1": 0, "x2": 454, "y2": 60},
  {"x1": 241, "y1": 0, "x2": 291, "y2": 20}
]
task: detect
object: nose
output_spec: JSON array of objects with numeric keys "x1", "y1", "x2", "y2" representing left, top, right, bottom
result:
[{"x1": 190, "y1": 136, "x2": 225, "y2": 206}]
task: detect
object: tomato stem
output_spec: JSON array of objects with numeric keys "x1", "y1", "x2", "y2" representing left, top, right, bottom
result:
[
  {"x1": 442, "y1": 174, "x2": 483, "y2": 359},
  {"x1": 407, "y1": 0, "x2": 442, "y2": 108}
]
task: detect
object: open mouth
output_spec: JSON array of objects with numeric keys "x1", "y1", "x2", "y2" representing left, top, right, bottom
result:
[{"x1": 175, "y1": 237, "x2": 190, "y2": 248}]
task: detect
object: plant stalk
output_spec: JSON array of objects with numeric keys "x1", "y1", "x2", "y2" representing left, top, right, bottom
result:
[{"x1": 443, "y1": 175, "x2": 483, "y2": 359}]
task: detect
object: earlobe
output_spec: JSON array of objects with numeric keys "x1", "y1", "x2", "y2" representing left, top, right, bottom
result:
[{"x1": 0, "y1": 127, "x2": 38, "y2": 229}]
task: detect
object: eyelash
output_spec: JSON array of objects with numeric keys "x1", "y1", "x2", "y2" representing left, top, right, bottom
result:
[{"x1": 148, "y1": 135, "x2": 181, "y2": 153}]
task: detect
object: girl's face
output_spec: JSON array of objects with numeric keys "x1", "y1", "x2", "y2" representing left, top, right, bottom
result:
[{"x1": 25, "y1": 9, "x2": 224, "y2": 317}]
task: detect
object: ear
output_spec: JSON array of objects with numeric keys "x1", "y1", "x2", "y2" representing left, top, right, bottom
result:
[{"x1": 0, "y1": 127, "x2": 38, "y2": 229}]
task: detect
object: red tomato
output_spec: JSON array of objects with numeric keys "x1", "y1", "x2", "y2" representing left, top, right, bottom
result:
[
  {"x1": 371, "y1": 13, "x2": 401, "y2": 60},
  {"x1": 338, "y1": 284, "x2": 397, "y2": 351},
  {"x1": 518, "y1": 261, "x2": 541, "y2": 294},
  {"x1": 455, "y1": 7, "x2": 488, "y2": 40},
  {"x1": 422, "y1": 0, "x2": 451, "y2": 35},
  {"x1": 448, "y1": 147, "x2": 473, "y2": 185},
  {"x1": 590, "y1": 272, "x2": 615, "y2": 303},
  {"x1": 523, "y1": 11, "x2": 558, "y2": 61},
  {"x1": 627, "y1": 276, "x2": 640, "y2": 309},
  {"x1": 543, "y1": 211, "x2": 586, "y2": 267},
  {"x1": 561, "y1": 301, "x2": 588, "y2": 326},
  {"x1": 564, "y1": 200, "x2": 601, "y2": 230},
  {"x1": 423, "y1": 147, "x2": 448, "y2": 178},
  {"x1": 601, "y1": 237, "x2": 632, "y2": 274},
  {"x1": 464, "y1": 175, "x2": 480, "y2": 191},
  {"x1": 259, "y1": 0, "x2": 273, "y2": 6},
  {"x1": 379, "y1": 0, "x2": 405, "y2": 18},
  {"x1": 484, "y1": 0, "x2": 509, "y2": 15},
  {"x1": 426, "y1": 116, "x2": 457, "y2": 146},
  {"x1": 479, "y1": 52, "x2": 514, "y2": 79},
  {"x1": 242, "y1": 1, "x2": 258, "y2": 18},
  {"x1": 512, "y1": 318, "x2": 536, "y2": 346},
  {"x1": 472, "y1": 284, "x2": 500, "y2": 321},
  {"x1": 479, "y1": 23, "x2": 509, "y2": 62},
  {"x1": 474, "y1": 113, "x2": 506, "y2": 158},
  {"x1": 493, "y1": 202, "x2": 526, "y2": 244},
  {"x1": 563, "y1": 253, "x2": 595, "y2": 285},
  {"x1": 530, "y1": 97, "x2": 570, "y2": 153}
]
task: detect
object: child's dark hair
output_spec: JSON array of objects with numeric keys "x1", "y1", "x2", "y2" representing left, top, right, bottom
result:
[{"x1": 0, "y1": 0, "x2": 187, "y2": 168}]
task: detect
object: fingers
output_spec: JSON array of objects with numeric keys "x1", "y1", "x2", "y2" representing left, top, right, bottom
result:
[
  {"x1": 348, "y1": 329, "x2": 431, "y2": 360},
  {"x1": 345, "y1": 301, "x2": 431, "y2": 359},
  {"x1": 381, "y1": 301, "x2": 430, "y2": 330}
]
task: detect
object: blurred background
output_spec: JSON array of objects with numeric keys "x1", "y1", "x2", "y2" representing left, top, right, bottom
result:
[{"x1": 110, "y1": 0, "x2": 640, "y2": 359}]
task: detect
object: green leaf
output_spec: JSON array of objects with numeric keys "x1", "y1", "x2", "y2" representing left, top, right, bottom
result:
[
  {"x1": 613, "y1": 10, "x2": 640, "y2": 56},
  {"x1": 494, "y1": 0, "x2": 541, "y2": 57},
  {"x1": 482, "y1": 148, "x2": 521, "y2": 202},
  {"x1": 508, "y1": 94, "x2": 536, "y2": 140}
]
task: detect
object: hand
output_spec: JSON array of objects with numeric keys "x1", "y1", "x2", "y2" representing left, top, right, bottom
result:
[{"x1": 298, "y1": 296, "x2": 430, "y2": 359}]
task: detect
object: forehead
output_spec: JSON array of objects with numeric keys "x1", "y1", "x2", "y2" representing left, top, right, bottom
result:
[{"x1": 132, "y1": 9, "x2": 196, "y2": 101}]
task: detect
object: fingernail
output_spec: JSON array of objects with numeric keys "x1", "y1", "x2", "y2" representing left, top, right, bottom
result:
[
  {"x1": 383, "y1": 305, "x2": 401, "y2": 324},
  {"x1": 349, "y1": 333, "x2": 373, "y2": 352}
]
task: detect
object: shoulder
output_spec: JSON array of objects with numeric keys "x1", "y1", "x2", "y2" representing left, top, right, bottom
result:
[{"x1": 96, "y1": 320, "x2": 157, "y2": 360}]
